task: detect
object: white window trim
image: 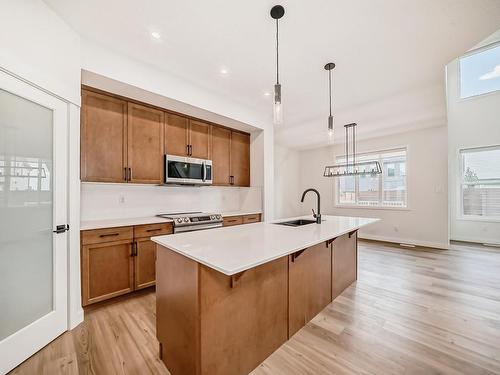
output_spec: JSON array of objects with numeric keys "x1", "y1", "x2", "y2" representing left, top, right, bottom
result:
[
  {"x1": 333, "y1": 146, "x2": 410, "y2": 210},
  {"x1": 457, "y1": 144, "x2": 500, "y2": 223},
  {"x1": 458, "y1": 41, "x2": 500, "y2": 101}
]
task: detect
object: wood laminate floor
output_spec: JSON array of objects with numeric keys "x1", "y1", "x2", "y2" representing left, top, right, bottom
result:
[{"x1": 9, "y1": 240, "x2": 500, "y2": 375}]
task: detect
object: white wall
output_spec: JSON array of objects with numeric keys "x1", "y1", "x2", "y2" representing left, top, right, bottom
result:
[
  {"x1": 447, "y1": 32, "x2": 500, "y2": 245},
  {"x1": 0, "y1": 0, "x2": 80, "y2": 105},
  {"x1": 296, "y1": 126, "x2": 449, "y2": 249},
  {"x1": 274, "y1": 144, "x2": 301, "y2": 219},
  {"x1": 81, "y1": 184, "x2": 262, "y2": 221}
]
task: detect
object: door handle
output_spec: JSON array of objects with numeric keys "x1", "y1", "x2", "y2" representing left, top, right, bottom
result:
[
  {"x1": 53, "y1": 224, "x2": 69, "y2": 234},
  {"x1": 202, "y1": 162, "x2": 206, "y2": 182}
]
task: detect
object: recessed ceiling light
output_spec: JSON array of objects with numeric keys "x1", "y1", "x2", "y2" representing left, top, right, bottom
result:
[
  {"x1": 263, "y1": 92, "x2": 271, "y2": 97},
  {"x1": 151, "y1": 31, "x2": 161, "y2": 39},
  {"x1": 220, "y1": 68, "x2": 228, "y2": 75}
]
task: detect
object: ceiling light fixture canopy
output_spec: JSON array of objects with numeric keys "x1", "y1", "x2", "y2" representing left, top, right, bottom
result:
[
  {"x1": 324, "y1": 123, "x2": 382, "y2": 177},
  {"x1": 270, "y1": 5, "x2": 285, "y2": 125},
  {"x1": 325, "y1": 62, "x2": 335, "y2": 143}
]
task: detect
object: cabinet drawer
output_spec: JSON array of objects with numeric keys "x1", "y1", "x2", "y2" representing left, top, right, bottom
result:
[
  {"x1": 243, "y1": 214, "x2": 261, "y2": 224},
  {"x1": 81, "y1": 226, "x2": 133, "y2": 245},
  {"x1": 223, "y1": 216, "x2": 243, "y2": 227},
  {"x1": 134, "y1": 222, "x2": 173, "y2": 239}
]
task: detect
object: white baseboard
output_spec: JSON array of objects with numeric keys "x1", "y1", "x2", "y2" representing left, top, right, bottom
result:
[
  {"x1": 451, "y1": 235, "x2": 500, "y2": 246},
  {"x1": 358, "y1": 233, "x2": 449, "y2": 250}
]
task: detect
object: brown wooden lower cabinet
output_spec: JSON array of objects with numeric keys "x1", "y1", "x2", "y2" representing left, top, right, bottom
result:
[
  {"x1": 81, "y1": 222, "x2": 173, "y2": 306},
  {"x1": 223, "y1": 213, "x2": 261, "y2": 227},
  {"x1": 156, "y1": 247, "x2": 288, "y2": 375},
  {"x1": 134, "y1": 238, "x2": 157, "y2": 290},
  {"x1": 332, "y1": 231, "x2": 358, "y2": 299},
  {"x1": 288, "y1": 242, "x2": 332, "y2": 337},
  {"x1": 81, "y1": 239, "x2": 134, "y2": 306}
]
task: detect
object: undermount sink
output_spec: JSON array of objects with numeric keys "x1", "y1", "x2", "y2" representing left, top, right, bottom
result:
[{"x1": 275, "y1": 219, "x2": 317, "y2": 227}]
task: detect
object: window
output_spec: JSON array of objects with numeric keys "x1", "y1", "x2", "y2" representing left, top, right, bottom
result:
[
  {"x1": 460, "y1": 146, "x2": 500, "y2": 219},
  {"x1": 460, "y1": 43, "x2": 500, "y2": 98},
  {"x1": 336, "y1": 148, "x2": 407, "y2": 208}
]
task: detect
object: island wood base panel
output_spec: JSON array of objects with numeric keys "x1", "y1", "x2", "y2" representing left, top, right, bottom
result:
[{"x1": 156, "y1": 231, "x2": 357, "y2": 375}]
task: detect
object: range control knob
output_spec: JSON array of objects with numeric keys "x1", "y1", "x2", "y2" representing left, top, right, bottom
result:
[
  {"x1": 184, "y1": 217, "x2": 189, "y2": 222},
  {"x1": 216, "y1": 215, "x2": 221, "y2": 220},
  {"x1": 176, "y1": 218, "x2": 182, "y2": 223}
]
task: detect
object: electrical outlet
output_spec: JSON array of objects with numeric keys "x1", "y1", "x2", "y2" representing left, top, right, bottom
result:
[{"x1": 119, "y1": 195, "x2": 125, "y2": 204}]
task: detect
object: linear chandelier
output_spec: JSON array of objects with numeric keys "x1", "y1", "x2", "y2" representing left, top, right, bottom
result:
[{"x1": 324, "y1": 123, "x2": 382, "y2": 177}]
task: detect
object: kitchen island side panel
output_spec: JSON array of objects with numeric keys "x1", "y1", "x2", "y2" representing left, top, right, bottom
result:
[
  {"x1": 332, "y1": 231, "x2": 358, "y2": 299},
  {"x1": 156, "y1": 245, "x2": 201, "y2": 375},
  {"x1": 199, "y1": 257, "x2": 288, "y2": 375}
]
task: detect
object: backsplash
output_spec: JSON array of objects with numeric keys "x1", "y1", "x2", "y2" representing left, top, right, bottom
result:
[{"x1": 81, "y1": 183, "x2": 262, "y2": 221}]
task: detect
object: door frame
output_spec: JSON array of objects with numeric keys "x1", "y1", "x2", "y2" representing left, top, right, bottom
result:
[{"x1": 0, "y1": 69, "x2": 69, "y2": 374}]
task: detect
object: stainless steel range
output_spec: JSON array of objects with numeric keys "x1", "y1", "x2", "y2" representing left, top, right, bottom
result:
[{"x1": 156, "y1": 212, "x2": 223, "y2": 233}]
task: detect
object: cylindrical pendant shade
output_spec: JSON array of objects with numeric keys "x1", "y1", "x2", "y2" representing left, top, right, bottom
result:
[{"x1": 273, "y1": 83, "x2": 283, "y2": 124}]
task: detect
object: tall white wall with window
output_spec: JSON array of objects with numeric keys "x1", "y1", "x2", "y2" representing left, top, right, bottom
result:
[
  {"x1": 297, "y1": 126, "x2": 449, "y2": 249},
  {"x1": 447, "y1": 30, "x2": 500, "y2": 244}
]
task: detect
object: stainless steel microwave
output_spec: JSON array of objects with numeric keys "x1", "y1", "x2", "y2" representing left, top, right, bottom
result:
[{"x1": 164, "y1": 155, "x2": 212, "y2": 185}]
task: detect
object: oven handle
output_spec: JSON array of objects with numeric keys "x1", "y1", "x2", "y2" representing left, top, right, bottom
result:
[{"x1": 174, "y1": 222, "x2": 222, "y2": 233}]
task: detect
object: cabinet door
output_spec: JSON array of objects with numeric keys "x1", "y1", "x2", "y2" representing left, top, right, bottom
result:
[
  {"x1": 189, "y1": 120, "x2": 210, "y2": 159},
  {"x1": 127, "y1": 103, "x2": 164, "y2": 184},
  {"x1": 211, "y1": 126, "x2": 231, "y2": 185},
  {"x1": 81, "y1": 239, "x2": 134, "y2": 306},
  {"x1": 81, "y1": 90, "x2": 127, "y2": 182},
  {"x1": 230, "y1": 131, "x2": 250, "y2": 187},
  {"x1": 165, "y1": 113, "x2": 189, "y2": 156},
  {"x1": 332, "y1": 231, "x2": 357, "y2": 300},
  {"x1": 134, "y1": 238, "x2": 157, "y2": 290},
  {"x1": 288, "y1": 242, "x2": 332, "y2": 337}
]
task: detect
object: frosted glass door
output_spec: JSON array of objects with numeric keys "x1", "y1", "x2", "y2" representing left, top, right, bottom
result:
[{"x1": 0, "y1": 71, "x2": 68, "y2": 374}]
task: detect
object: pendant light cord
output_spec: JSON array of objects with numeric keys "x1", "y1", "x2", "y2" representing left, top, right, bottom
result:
[{"x1": 276, "y1": 19, "x2": 279, "y2": 84}]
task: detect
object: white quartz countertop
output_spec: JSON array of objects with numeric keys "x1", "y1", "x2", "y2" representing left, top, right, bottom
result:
[
  {"x1": 151, "y1": 215, "x2": 379, "y2": 276},
  {"x1": 80, "y1": 210, "x2": 262, "y2": 230}
]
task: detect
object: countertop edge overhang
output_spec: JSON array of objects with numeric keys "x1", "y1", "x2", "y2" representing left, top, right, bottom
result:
[{"x1": 152, "y1": 215, "x2": 380, "y2": 276}]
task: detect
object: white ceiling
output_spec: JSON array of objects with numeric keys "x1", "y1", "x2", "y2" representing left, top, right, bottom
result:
[{"x1": 44, "y1": 0, "x2": 500, "y2": 149}]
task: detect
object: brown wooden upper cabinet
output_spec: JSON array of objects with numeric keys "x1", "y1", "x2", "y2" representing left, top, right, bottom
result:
[
  {"x1": 127, "y1": 103, "x2": 164, "y2": 184},
  {"x1": 165, "y1": 114, "x2": 210, "y2": 159},
  {"x1": 81, "y1": 90, "x2": 128, "y2": 182},
  {"x1": 211, "y1": 129, "x2": 250, "y2": 187},
  {"x1": 230, "y1": 131, "x2": 250, "y2": 187},
  {"x1": 81, "y1": 89, "x2": 164, "y2": 184},
  {"x1": 211, "y1": 126, "x2": 232, "y2": 185},
  {"x1": 81, "y1": 87, "x2": 250, "y2": 186}
]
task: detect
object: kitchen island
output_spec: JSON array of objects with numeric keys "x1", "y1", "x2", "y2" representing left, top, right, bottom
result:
[{"x1": 152, "y1": 215, "x2": 378, "y2": 375}]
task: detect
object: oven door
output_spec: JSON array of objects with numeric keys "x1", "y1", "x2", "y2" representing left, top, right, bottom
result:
[{"x1": 165, "y1": 155, "x2": 212, "y2": 185}]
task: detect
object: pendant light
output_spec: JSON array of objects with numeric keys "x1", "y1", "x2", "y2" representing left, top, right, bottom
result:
[
  {"x1": 270, "y1": 5, "x2": 285, "y2": 125},
  {"x1": 324, "y1": 123, "x2": 382, "y2": 177},
  {"x1": 325, "y1": 62, "x2": 335, "y2": 143}
]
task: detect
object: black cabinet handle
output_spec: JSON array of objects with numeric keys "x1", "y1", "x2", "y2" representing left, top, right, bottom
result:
[
  {"x1": 124, "y1": 167, "x2": 128, "y2": 181},
  {"x1": 186, "y1": 144, "x2": 190, "y2": 155},
  {"x1": 131, "y1": 242, "x2": 138, "y2": 256},
  {"x1": 99, "y1": 233, "x2": 119, "y2": 238},
  {"x1": 128, "y1": 167, "x2": 132, "y2": 181}
]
